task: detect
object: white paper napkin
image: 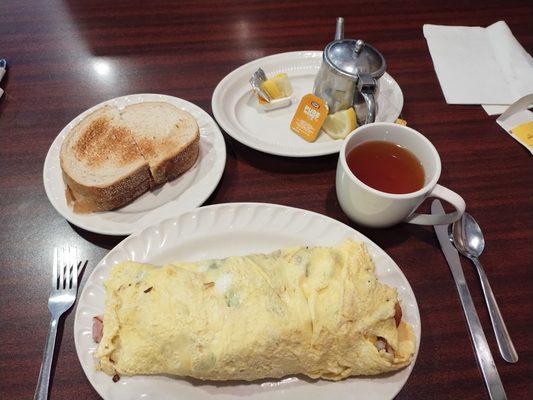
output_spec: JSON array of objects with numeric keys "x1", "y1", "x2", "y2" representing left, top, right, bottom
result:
[
  {"x1": 482, "y1": 104, "x2": 512, "y2": 115},
  {"x1": 423, "y1": 21, "x2": 533, "y2": 107}
]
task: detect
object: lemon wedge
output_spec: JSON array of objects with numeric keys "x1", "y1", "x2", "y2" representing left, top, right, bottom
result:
[
  {"x1": 260, "y1": 73, "x2": 293, "y2": 99},
  {"x1": 322, "y1": 107, "x2": 357, "y2": 139}
]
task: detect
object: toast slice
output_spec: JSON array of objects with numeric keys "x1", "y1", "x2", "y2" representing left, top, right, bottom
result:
[
  {"x1": 120, "y1": 102, "x2": 200, "y2": 186},
  {"x1": 60, "y1": 106, "x2": 152, "y2": 212}
]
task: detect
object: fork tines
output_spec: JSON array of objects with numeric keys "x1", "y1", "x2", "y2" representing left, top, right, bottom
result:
[{"x1": 53, "y1": 246, "x2": 80, "y2": 291}]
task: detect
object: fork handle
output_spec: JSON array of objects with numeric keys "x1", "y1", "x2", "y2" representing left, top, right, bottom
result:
[{"x1": 34, "y1": 317, "x2": 59, "y2": 400}]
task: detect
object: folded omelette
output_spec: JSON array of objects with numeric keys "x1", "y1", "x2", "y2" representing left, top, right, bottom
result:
[{"x1": 95, "y1": 239, "x2": 415, "y2": 381}]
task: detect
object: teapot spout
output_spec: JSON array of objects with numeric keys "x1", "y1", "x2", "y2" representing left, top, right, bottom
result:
[{"x1": 334, "y1": 17, "x2": 344, "y2": 41}]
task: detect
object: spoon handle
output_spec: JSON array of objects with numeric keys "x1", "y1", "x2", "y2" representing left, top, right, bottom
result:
[{"x1": 472, "y1": 257, "x2": 519, "y2": 363}]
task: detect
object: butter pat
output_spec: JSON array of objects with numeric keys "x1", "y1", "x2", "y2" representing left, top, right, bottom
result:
[
  {"x1": 260, "y1": 73, "x2": 293, "y2": 99},
  {"x1": 256, "y1": 73, "x2": 293, "y2": 111}
]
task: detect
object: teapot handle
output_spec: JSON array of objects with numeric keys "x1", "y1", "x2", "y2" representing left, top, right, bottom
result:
[
  {"x1": 360, "y1": 90, "x2": 376, "y2": 124},
  {"x1": 357, "y1": 75, "x2": 377, "y2": 124}
]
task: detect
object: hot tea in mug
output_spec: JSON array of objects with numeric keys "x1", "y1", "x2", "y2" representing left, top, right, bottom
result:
[
  {"x1": 346, "y1": 140, "x2": 425, "y2": 194},
  {"x1": 336, "y1": 122, "x2": 465, "y2": 227}
]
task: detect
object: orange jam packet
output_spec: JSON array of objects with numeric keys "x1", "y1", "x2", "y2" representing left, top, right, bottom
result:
[{"x1": 290, "y1": 94, "x2": 328, "y2": 142}]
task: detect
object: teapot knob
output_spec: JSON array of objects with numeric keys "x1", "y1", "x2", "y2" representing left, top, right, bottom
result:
[{"x1": 354, "y1": 39, "x2": 365, "y2": 54}]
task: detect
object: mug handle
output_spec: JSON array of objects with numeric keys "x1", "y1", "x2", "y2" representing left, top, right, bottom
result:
[{"x1": 405, "y1": 184, "x2": 466, "y2": 225}]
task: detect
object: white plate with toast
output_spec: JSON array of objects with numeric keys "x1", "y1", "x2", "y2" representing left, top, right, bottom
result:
[
  {"x1": 212, "y1": 51, "x2": 403, "y2": 157},
  {"x1": 74, "y1": 202, "x2": 420, "y2": 400},
  {"x1": 43, "y1": 94, "x2": 226, "y2": 236}
]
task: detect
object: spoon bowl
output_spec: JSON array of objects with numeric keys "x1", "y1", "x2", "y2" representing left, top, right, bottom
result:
[{"x1": 451, "y1": 212, "x2": 485, "y2": 258}]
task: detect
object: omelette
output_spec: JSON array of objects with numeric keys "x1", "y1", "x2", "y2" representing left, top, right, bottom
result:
[{"x1": 94, "y1": 239, "x2": 416, "y2": 381}]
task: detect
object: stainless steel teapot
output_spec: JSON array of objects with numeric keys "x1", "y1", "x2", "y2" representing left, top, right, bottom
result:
[{"x1": 313, "y1": 17, "x2": 386, "y2": 124}]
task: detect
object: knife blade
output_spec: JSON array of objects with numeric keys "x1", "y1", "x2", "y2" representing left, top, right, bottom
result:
[{"x1": 431, "y1": 200, "x2": 506, "y2": 400}]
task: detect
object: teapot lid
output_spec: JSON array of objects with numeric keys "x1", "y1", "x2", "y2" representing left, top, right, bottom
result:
[{"x1": 324, "y1": 39, "x2": 386, "y2": 79}]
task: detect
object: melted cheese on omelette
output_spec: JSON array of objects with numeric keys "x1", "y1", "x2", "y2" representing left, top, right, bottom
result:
[{"x1": 95, "y1": 239, "x2": 415, "y2": 381}]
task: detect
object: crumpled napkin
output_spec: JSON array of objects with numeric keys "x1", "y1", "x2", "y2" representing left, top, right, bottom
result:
[{"x1": 423, "y1": 21, "x2": 533, "y2": 113}]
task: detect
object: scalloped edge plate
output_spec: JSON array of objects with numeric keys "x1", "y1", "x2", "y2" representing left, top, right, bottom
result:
[
  {"x1": 43, "y1": 94, "x2": 226, "y2": 236},
  {"x1": 74, "y1": 202, "x2": 420, "y2": 400},
  {"x1": 212, "y1": 51, "x2": 403, "y2": 157}
]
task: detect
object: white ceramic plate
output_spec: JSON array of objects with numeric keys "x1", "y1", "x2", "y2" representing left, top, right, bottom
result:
[
  {"x1": 74, "y1": 203, "x2": 420, "y2": 400},
  {"x1": 43, "y1": 94, "x2": 226, "y2": 236},
  {"x1": 212, "y1": 51, "x2": 403, "y2": 157}
]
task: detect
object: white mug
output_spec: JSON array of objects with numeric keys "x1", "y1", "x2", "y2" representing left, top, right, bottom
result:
[{"x1": 336, "y1": 122, "x2": 465, "y2": 228}]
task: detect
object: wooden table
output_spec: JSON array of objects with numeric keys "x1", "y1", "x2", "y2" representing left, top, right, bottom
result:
[{"x1": 1, "y1": 1, "x2": 531, "y2": 399}]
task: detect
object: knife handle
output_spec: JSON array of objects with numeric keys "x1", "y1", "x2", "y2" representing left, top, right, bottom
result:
[{"x1": 456, "y1": 281, "x2": 507, "y2": 400}]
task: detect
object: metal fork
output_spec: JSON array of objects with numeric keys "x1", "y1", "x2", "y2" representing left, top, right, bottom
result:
[{"x1": 34, "y1": 247, "x2": 87, "y2": 400}]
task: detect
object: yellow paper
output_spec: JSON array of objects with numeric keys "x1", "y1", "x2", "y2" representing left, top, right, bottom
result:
[{"x1": 510, "y1": 121, "x2": 533, "y2": 147}]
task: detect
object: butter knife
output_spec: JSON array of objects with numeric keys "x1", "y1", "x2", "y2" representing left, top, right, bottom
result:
[{"x1": 432, "y1": 200, "x2": 506, "y2": 400}]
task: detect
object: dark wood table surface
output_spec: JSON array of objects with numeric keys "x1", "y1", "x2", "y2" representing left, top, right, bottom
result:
[{"x1": 1, "y1": 0, "x2": 531, "y2": 399}]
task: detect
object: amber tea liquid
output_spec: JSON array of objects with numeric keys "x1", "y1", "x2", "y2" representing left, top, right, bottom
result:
[{"x1": 346, "y1": 140, "x2": 425, "y2": 194}]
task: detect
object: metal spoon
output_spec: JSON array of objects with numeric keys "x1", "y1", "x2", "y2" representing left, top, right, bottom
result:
[{"x1": 451, "y1": 213, "x2": 518, "y2": 363}]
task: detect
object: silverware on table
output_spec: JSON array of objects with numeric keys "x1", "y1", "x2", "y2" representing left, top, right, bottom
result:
[
  {"x1": 34, "y1": 247, "x2": 87, "y2": 400},
  {"x1": 451, "y1": 212, "x2": 518, "y2": 363},
  {"x1": 432, "y1": 200, "x2": 507, "y2": 400}
]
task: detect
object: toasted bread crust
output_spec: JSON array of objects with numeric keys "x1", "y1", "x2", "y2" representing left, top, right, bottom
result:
[
  {"x1": 62, "y1": 163, "x2": 152, "y2": 212},
  {"x1": 67, "y1": 176, "x2": 151, "y2": 213},
  {"x1": 152, "y1": 133, "x2": 200, "y2": 184}
]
